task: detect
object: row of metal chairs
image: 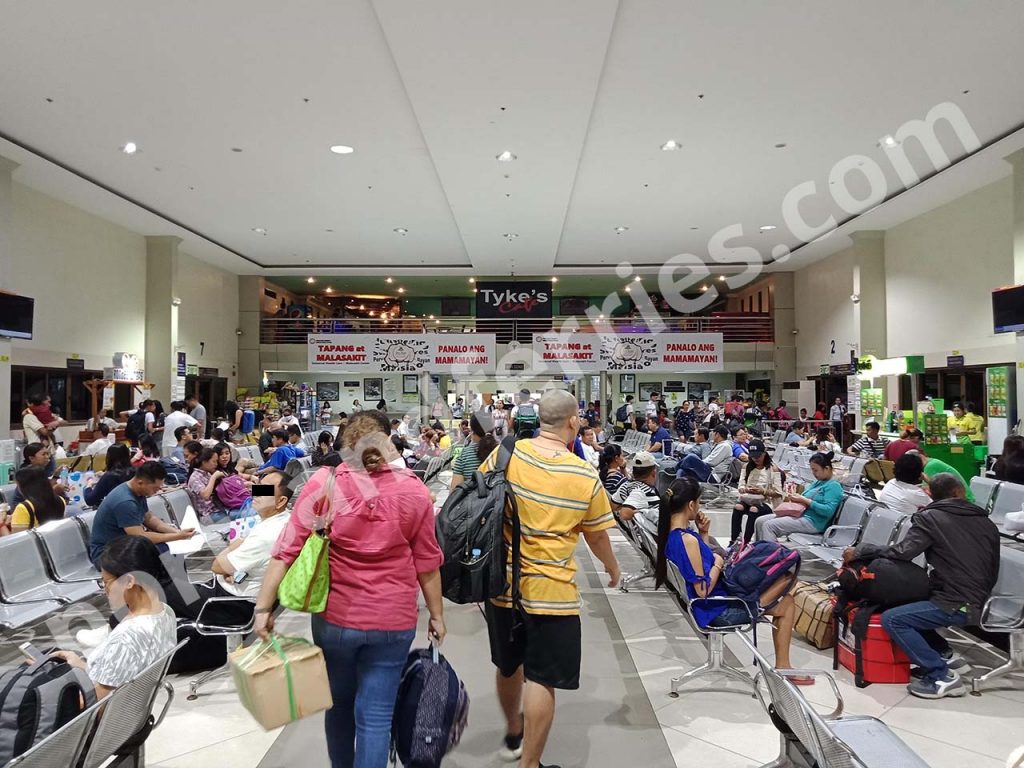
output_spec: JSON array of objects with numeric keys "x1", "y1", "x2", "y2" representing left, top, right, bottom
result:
[{"x1": 971, "y1": 476, "x2": 1024, "y2": 541}]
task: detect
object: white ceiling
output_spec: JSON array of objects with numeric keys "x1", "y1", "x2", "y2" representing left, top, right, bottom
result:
[{"x1": 1, "y1": 0, "x2": 1024, "y2": 278}]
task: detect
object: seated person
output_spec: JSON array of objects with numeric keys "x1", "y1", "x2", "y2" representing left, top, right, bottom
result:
[
  {"x1": 311, "y1": 429, "x2": 341, "y2": 467},
  {"x1": 814, "y1": 426, "x2": 841, "y2": 454},
  {"x1": 209, "y1": 472, "x2": 293, "y2": 597},
  {"x1": 655, "y1": 477, "x2": 809, "y2": 682},
  {"x1": 754, "y1": 451, "x2": 843, "y2": 542},
  {"x1": 920, "y1": 453, "x2": 975, "y2": 502},
  {"x1": 731, "y1": 426, "x2": 751, "y2": 462},
  {"x1": 731, "y1": 440, "x2": 783, "y2": 545},
  {"x1": 82, "y1": 424, "x2": 117, "y2": 456},
  {"x1": 879, "y1": 452, "x2": 932, "y2": 514},
  {"x1": 609, "y1": 451, "x2": 662, "y2": 537},
  {"x1": 430, "y1": 421, "x2": 453, "y2": 450},
  {"x1": 784, "y1": 421, "x2": 814, "y2": 447},
  {"x1": 285, "y1": 424, "x2": 307, "y2": 453},
  {"x1": 131, "y1": 435, "x2": 162, "y2": 467},
  {"x1": 84, "y1": 444, "x2": 133, "y2": 508},
  {"x1": 678, "y1": 427, "x2": 712, "y2": 459},
  {"x1": 216, "y1": 441, "x2": 256, "y2": 481},
  {"x1": 182, "y1": 439, "x2": 202, "y2": 466},
  {"x1": 847, "y1": 420, "x2": 890, "y2": 459},
  {"x1": 9, "y1": 465, "x2": 66, "y2": 532},
  {"x1": 414, "y1": 429, "x2": 442, "y2": 460},
  {"x1": 170, "y1": 426, "x2": 193, "y2": 463},
  {"x1": 55, "y1": 536, "x2": 177, "y2": 699},
  {"x1": 187, "y1": 447, "x2": 230, "y2": 523},
  {"x1": 578, "y1": 426, "x2": 601, "y2": 468},
  {"x1": 86, "y1": 409, "x2": 119, "y2": 433},
  {"x1": 884, "y1": 428, "x2": 924, "y2": 462},
  {"x1": 845, "y1": 473, "x2": 1000, "y2": 700},
  {"x1": 89, "y1": 461, "x2": 194, "y2": 564},
  {"x1": 255, "y1": 429, "x2": 305, "y2": 474},
  {"x1": 678, "y1": 425, "x2": 733, "y2": 482},
  {"x1": 599, "y1": 443, "x2": 628, "y2": 496},
  {"x1": 646, "y1": 416, "x2": 672, "y2": 457}
]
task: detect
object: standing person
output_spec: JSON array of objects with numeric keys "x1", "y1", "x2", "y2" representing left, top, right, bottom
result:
[
  {"x1": 829, "y1": 396, "x2": 846, "y2": 438},
  {"x1": 450, "y1": 397, "x2": 465, "y2": 419},
  {"x1": 755, "y1": 452, "x2": 843, "y2": 542},
  {"x1": 351, "y1": 398, "x2": 363, "y2": 413},
  {"x1": 88, "y1": 462, "x2": 193, "y2": 565},
  {"x1": 616, "y1": 394, "x2": 635, "y2": 429},
  {"x1": 845, "y1": 473, "x2": 999, "y2": 699},
  {"x1": 375, "y1": 399, "x2": 388, "y2": 414},
  {"x1": 584, "y1": 400, "x2": 600, "y2": 428},
  {"x1": 703, "y1": 395, "x2": 722, "y2": 426},
  {"x1": 493, "y1": 399, "x2": 510, "y2": 439},
  {"x1": 847, "y1": 420, "x2": 890, "y2": 459},
  {"x1": 22, "y1": 403, "x2": 48, "y2": 443},
  {"x1": 161, "y1": 401, "x2": 198, "y2": 456},
  {"x1": 185, "y1": 394, "x2": 207, "y2": 439},
  {"x1": 775, "y1": 399, "x2": 792, "y2": 427},
  {"x1": 949, "y1": 401, "x2": 985, "y2": 444},
  {"x1": 254, "y1": 412, "x2": 446, "y2": 768},
  {"x1": 450, "y1": 414, "x2": 498, "y2": 490},
  {"x1": 674, "y1": 401, "x2": 695, "y2": 441},
  {"x1": 645, "y1": 391, "x2": 661, "y2": 422},
  {"x1": 319, "y1": 401, "x2": 333, "y2": 425},
  {"x1": 730, "y1": 440, "x2": 782, "y2": 545},
  {"x1": 27, "y1": 393, "x2": 68, "y2": 439},
  {"x1": 813, "y1": 402, "x2": 827, "y2": 422},
  {"x1": 478, "y1": 390, "x2": 620, "y2": 768},
  {"x1": 121, "y1": 399, "x2": 158, "y2": 447},
  {"x1": 430, "y1": 395, "x2": 449, "y2": 422}
]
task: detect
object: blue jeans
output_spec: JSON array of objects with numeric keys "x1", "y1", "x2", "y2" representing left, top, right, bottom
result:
[
  {"x1": 677, "y1": 453, "x2": 713, "y2": 482},
  {"x1": 311, "y1": 616, "x2": 415, "y2": 768},
  {"x1": 880, "y1": 600, "x2": 968, "y2": 683}
]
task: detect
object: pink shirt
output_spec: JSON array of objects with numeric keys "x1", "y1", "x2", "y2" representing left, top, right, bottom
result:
[{"x1": 273, "y1": 464, "x2": 443, "y2": 631}]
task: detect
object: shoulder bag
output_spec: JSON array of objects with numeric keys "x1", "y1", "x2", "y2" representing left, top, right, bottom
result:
[{"x1": 278, "y1": 468, "x2": 336, "y2": 613}]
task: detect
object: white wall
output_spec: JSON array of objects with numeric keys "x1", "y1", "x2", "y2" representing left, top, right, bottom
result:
[
  {"x1": 3, "y1": 182, "x2": 147, "y2": 370},
  {"x1": 177, "y1": 250, "x2": 239, "y2": 392},
  {"x1": 885, "y1": 178, "x2": 1015, "y2": 363},
  {"x1": 794, "y1": 247, "x2": 857, "y2": 376}
]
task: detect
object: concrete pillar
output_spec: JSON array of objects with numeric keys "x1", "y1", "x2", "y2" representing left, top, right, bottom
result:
[
  {"x1": 772, "y1": 273, "x2": 796, "y2": 400},
  {"x1": 237, "y1": 275, "x2": 264, "y2": 391},
  {"x1": 0, "y1": 156, "x2": 19, "y2": 438},
  {"x1": 1005, "y1": 150, "x2": 1024, "y2": 421},
  {"x1": 850, "y1": 231, "x2": 887, "y2": 359},
  {"x1": 144, "y1": 236, "x2": 181, "y2": 403}
]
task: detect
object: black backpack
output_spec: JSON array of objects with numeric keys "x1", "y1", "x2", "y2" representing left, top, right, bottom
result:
[
  {"x1": 513, "y1": 404, "x2": 539, "y2": 437},
  {"x1": 435, "y1": 436, "x2": 521, "y2": 605},
  {"x1": 125, "y1": 410, "x2": 147, "y2": 444},
  {"x1": 615, "y1": 404, "x2": 629, "y2": 423},
  {"x1": 0, "y1": 655, "x2": 97, "y2": 763}
]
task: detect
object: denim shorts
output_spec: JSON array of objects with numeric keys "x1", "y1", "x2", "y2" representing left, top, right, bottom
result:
[{"x1": 708, "y1": 604, "x2": 753, "y2": 628}]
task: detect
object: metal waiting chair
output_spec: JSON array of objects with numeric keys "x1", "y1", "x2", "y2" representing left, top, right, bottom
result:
[
  {"x1": 803, "y1": 503, "x2": 906, "y2": 568},
  {"x1": 73, "y1": 509, "x2": 97, "y2": 538},
  {"x1": 0, "y1": 532, "x2": 100, "y2": 605},
  {"x1": 0, "y1": 598, "x2": 64, "y2": 630},
  {"x1": 739, "y1": 632, "x2": 929, "y2": 768},
  {"x1": 972, "y1": 545, "x2": 1024, "y2": 694},
  {"x1": 985, "y1": 480, "x2": 1024, "y2": 540},
  {"x1": 162, "y1": 487, "x2": 193, "y2": 526},
  {"x1": 178, "y1": 593, "x2": 258, "y2": 700},
  {"x1": 4, "y1": 695, "x2": 104, "y2": 768},
  {"x1": 617, "y1": 514, "x2": 657, "y2": 593},
  {"x1": 146, "y1": 494, "x2": 173, "y2": 526},
  {"x1": 79, "y1": 639, "x2": 186, "y2": 768},
  {"x1": 32, "y1": 519, "x2": 101, "y2": 583},
  {"x1": 787, "y1": 495, "x2": 867, "y2": 551},
  {"x1": 1, "y1": 482, "x2": 18, "y2": 503}
]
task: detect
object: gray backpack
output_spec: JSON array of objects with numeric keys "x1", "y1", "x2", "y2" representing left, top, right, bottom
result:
[{"x1": 0, "y1": 654, "x2": 97, "y2": 762}]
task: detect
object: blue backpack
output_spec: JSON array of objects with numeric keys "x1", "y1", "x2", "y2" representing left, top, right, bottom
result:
[
  {"x1": 240, "y1": 409, "x2": 256, "y2": 434},
  {"x1": 391, "y1": 646, "x2": 469, "y2": 768},
  {"x1": 723, "y1": 541, "x2": 801, "y2": 607}
]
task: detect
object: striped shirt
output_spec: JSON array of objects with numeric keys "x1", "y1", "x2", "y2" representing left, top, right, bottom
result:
[
  {"x1": 602, "y1": 469, "x2": 627, "y2": 496},
  {"x1": 850, "y1": 435, "x2": 890, "y2": 459},
  {"x1": 480, "y1": 439, "x2": 614, "y2": 616},
  {"x1": 452, "y1": 442, "x2": 480, "y2": 479}
]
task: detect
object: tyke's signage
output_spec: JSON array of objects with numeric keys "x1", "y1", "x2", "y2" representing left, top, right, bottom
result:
[
  {"x1": 308, "y1": 335, "x2": 496, "y2": 373},
  {"x1": 475, "y1": 281, "x2": 552, "y2": 319},
  {"x1": 532, "y1": 333, "x2": 724, "y2": 373}
]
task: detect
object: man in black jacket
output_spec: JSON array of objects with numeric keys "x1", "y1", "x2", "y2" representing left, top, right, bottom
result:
[{"x1": 845, "y1": 472, "x2": 1000, "y2": 699}]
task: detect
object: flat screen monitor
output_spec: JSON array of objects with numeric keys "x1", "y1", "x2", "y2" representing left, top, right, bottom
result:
[
  {"x1": 0, "y1": 293, "x2": 34, "y2": 339},
  {"x1": 992, "y1": 285, "x2": 1024, "y2": 334}
]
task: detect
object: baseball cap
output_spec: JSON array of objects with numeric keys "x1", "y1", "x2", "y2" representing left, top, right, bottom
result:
[
  {"x1": 629, "y1": 451, "x2": 658, "y2": 470},
  {"x1": 747, "y1": 439, "x2": 767, "y2": 459}
]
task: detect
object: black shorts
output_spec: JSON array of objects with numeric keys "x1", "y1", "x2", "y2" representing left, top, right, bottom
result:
[{"x1": 485, "y1": 603, "x2": 581, "y2": 690}]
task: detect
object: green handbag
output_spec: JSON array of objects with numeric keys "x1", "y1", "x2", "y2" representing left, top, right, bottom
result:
[{"x1": 278, "y1": 470, "x2": 335, "y2": 613}]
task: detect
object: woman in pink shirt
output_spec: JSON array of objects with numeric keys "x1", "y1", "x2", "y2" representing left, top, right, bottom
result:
[{"x1": 255, "y1": 411, "x2": 445, "y2": 768}]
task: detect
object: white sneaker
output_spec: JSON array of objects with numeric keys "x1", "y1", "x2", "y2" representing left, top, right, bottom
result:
[{"x1": 75, "y1": 625, "x2": 110, "y2": 648}]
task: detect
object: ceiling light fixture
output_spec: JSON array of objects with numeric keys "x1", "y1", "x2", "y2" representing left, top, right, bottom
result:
[
  {"x1": 369, "y1": 311, "x2": 376, "y2": 317},
  {"x1": 251, "y1": 227, "x2": 267, "y2": 235},
  {"x1": 468, "y1": 277, "x2": 475, "y2": 283},
  {"x1": 121, "y1": 142, "x2": 138, "y2": 155},
  {"x1": 551, "y1": 277, "x2": 558, "y2": 283},
  {"x1": 428, "y1": 314, "x2": 435, "y2": 320},
  {"x1": 397, "y1": 287, "x2": 405, "y2": 294},
  {"x1": 386, "y1": 277, "x2": 393, "y2": 284},
  {"x1": 774, "y1": 142, "x2": 787, "y2": 149},
  {"x1": 598, "y1": 314, "x2": 605, "y2": 320},
  {"x1": 435, "y1": 319, "x2": 440, "y2": 324},
  {"x1": 624, "y1": 285, "x2": 631, "y2": 293},
  {"x1": 633, "y1": 275, "x2": 642, "y2": 282},
  {"x1": 495, "y1": 150, "x2": 517, "y2": 162},
  {"x1": 660, "y1": 140, "x2": 682, "y2": 151},
  {"x1": 502, "y1": 233, "x2": 519, "y2": 241},
  {"x1": 325, "y1": 287, "x2": 333, "y2": 293},
  {"x1": 718, "y1": 275, "x2": 726, "y2": 282},
  {"x1": 701, "y1": 285, "x2": 709, "y2": 292},
  {"x1": 880, "y1": 135, "x2": 899, "y2": 148},
  {"x1": 393, "y1": 227, "x2": 408, "y2": 235},
  {"x1": 759, "y1": 225, "x2": 777, "y2": 232},
  {"x1": 306, "y1": 277, "x2": 315, "y2": 284},
  {"x1": 614, "y1": 226, "x2": 629, "y2": 234},
  {"x1": 330, "y1": 145, "x2": 355, "y2": 154},
  {"x1": 359, "y1": 304, "x2": 365, "y2": 310}
]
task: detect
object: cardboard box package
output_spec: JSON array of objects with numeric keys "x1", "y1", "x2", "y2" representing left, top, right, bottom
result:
[
  {"x1": 230, "y1": 635, "x2": 333, "y2": 730},
  {"x1": 792, "y1": 581, "x2": 836, "y2": 650}
]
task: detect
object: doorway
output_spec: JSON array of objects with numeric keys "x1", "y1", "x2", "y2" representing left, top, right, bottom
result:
[{"x1": 186, "y1": 375, "x2": 228, "y2": 437}]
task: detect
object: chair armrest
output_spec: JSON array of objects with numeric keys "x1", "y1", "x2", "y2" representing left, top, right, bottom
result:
[
  {"x1": 194, "y1": 596, "x2": 256, "y2": 635},
  {"x1": 151, "y1": 681, "x2": 175, "y2": 730},
  {"x1": 822, "y1": 525, "x2": 861, "y2": 547},
  {"x1": 979, "y1": 594, "x2": 1024, "y2": 632},
  {"x1": 776, "y1": 668, "x2": 844, "y2": 719}
]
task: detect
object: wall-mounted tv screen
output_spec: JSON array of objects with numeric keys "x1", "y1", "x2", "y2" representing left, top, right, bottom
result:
[
  {"x1": 992, "y1": 285, "x2": 1024, "y2": 334},
  {"x1": 0, "y1": 293, "x2": 34, "y2": 339}
]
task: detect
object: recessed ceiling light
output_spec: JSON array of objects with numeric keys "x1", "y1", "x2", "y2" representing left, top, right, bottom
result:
[
  {"x1": 382, "y1": 317, "x2": 389, "y2": 324},
  {"x1": 251, "y1": 227, "x2": 267, "y2": 234},
  {"x1": 428, "y1": 314, "x2": 435, "y2": 320},
  {"x1": 660, "y1": 140, "x2": 682, "y2": 151},
  {"x1": 598, "y1": 314, "x2": 605, "y2": 320},
  {"x1": 551, "y1": 277, "x2": 558, "y2": 283},
  {"x1": 701, "y1": 285, "x2": 709, "y2": 292},
  {"x1": 473, "y1": 288, "x2": 478, "y2": 293},
  {"x1": 774, "y1": 143, "x2": 787, "y2": 149},
  {"x1": 689, "y1": 226, "x2": 699, "y2": 231},
  {"x1": 468, "y1": 277, "x2": 475, "y2": 283},
  {"x1": 397, "y1": 287, "x2": 405, "y2": 294},
  {"x1": 434, "y1": 319, "x2": 440, "y2": 324},
  {"x1": 759, "y1": 225, "x2": 777, "y2": 232},
  {"x1": 330, "y1": 145, "x2": 355, "y2": 154},
  {"x1": 121, "y1": 142, "x2": 138, "y2": 154},
  {"x1": 325, "y1": 287, "x2": 333, "y2": 293},
  {"x1": 359, "y1": 304, "x2": 365, "y2": 310},
  {"x1": 502, "y1": 233, "x2": 519, "y2": 240},
  {"x1": 386, "y1": 277, "x2": 393, "y2": 284},
  {"x1": 306, "y1": 277, "x2": 315, "y2": 284},
  {"x1": 369, "y1": 311, "x2": 376, "y2": 317},
  {"x1": 633, "y1": 275, "x2": 642, "y2": 282},
  {"x1": 614, "y1": 226, "x2": 629, "y2": 234},
  {"x1": 624, "y1": 285, "x2": 631, "y2": 293},
  {"x1": 393, "y1": 227, "x2": 408, "y2": 235},
  {"x1": 231, "y1": 147, "x2": 244, "y2": 153},
  {"x1": 496, "y1": 150, "x2": 517, "y2": 162},
  {"x1": 880, "y1": 135, "x2": 899, "y2": 148},
  {"x1": 718, "y1": 275, "x2": 726, "y2": 282}
]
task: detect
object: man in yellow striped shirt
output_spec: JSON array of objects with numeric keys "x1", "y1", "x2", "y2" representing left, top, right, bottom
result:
[{"x1": 479, "y1": 389, "x2": 620, "y2": 768}]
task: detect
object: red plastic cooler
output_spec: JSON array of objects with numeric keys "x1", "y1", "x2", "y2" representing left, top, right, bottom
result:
[{"x1": 835, "y1": 608, "x2": 911, "y2": 687}]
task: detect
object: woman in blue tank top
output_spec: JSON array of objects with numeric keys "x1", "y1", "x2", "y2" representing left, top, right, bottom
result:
[{"x1": 654, "y1": 477, "x2": 810, "y2": 681}]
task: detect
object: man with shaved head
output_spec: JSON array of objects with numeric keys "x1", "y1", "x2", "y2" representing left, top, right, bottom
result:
[{"x1": 479, "y1": 388, "x2": 621, "y2": 768}]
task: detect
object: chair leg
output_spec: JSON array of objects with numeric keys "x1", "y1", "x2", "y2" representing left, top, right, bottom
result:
[
  {"x1": 187, "y1": 664, "x2": 230, "y2": 701},
  {"x1": 757, "y1": 734, "x2": 811, "y2": 768},
  {"x1": 669, "y1": 632, "x2": 755, "y2": 697},
  {"x1": 971, "y1": 632, "x2": 1024, "y2": 695},
  {"x1": 619, "y1": 565, "x2": 654, "y2": 593}
]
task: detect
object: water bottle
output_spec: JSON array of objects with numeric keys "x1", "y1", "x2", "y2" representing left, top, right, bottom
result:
[{"x1": 60, "y1": 466, "x2": 69, "y2": 487}]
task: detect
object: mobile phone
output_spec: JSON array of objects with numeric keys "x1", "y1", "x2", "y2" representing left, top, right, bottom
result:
[
  {"x1": 19, "y1": 642, "x2": 44, "y2": 662},
  {"x1": 232, "y1": 570, "x2": 249, "y2": 585}
]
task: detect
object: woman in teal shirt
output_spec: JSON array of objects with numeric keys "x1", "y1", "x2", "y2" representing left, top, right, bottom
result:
[{"x1": 755, "y1": 451, "x2": 844, "y2": 541}]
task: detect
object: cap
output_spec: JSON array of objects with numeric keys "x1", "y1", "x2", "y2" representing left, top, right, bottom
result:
[
  {"x1": 747, "y1": 439, "x2": 767, "y2": 459},
  {"x1": 629, "y1": 451, "x2": 658, "y2": 470}
]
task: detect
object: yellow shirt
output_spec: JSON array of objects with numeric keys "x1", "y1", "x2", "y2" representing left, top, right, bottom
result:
[
  {"x1": 950, "y1": 413, "x2": 984, "y2": 441},
  {"x1": 438, "y1": 434, "x2": 452, "y2": 450},
  {"x1": 480, "y1": 439, "x2": 614, "y2": 615},
  {"x1": 11, "y1": 498, "x2": 67, "y2": 529}
]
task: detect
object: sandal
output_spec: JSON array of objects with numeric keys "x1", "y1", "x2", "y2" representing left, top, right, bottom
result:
[{"x1": 788, "y1": 675, "x2": 816, "y2": 686}]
